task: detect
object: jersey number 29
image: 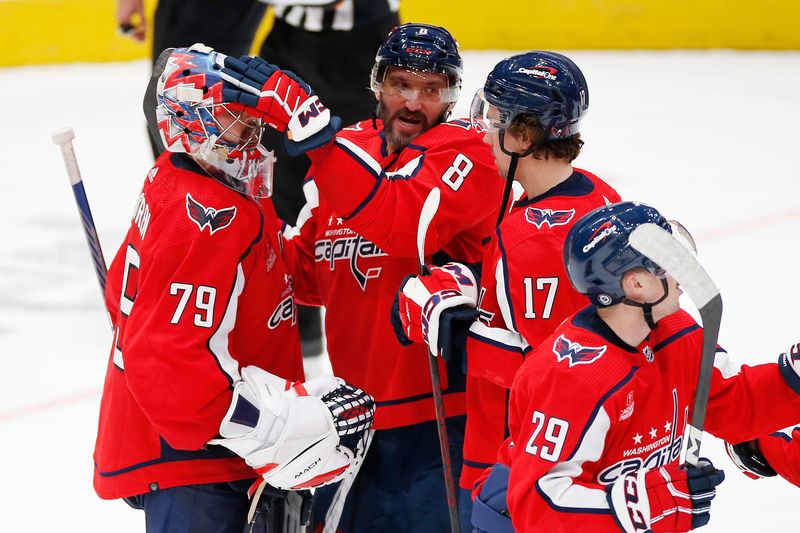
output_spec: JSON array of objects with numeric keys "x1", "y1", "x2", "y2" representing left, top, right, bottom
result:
[{"x1": 525, "y1": 410, "x2": 569, "y2": 462}]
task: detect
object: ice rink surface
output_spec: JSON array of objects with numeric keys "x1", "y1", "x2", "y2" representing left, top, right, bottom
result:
[{"x1": 1, "y1": 50, "x2": 799, "y2": 531}]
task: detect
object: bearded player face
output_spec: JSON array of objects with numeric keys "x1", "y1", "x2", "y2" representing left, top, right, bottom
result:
[{"x1": 377, "y1": 67, "x2": 451, "y2": 151}]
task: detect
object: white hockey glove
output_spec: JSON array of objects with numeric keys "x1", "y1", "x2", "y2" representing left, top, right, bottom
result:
[
  {"x1": 606, "y1": 459, "x2": 725, "y2": 532},
  {"x1": 391, "y1": 262, "x2": 479, "y2": 361},
  {"x1": 210, "y1": 366, "x2": 374, "y2": 491}
]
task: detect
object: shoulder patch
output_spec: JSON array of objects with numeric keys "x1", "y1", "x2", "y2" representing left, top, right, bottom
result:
[
  {"x1": 525, "y1": 207, "x2": 575, "y2": 229},
  {"x1": 186, "y1": 193, "x2": 237, "y2": 235},
  {"x1": 553, "y1": 334, "x2": 607, "y2": 366}
]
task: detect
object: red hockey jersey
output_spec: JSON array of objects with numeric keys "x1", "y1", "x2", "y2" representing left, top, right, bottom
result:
[
  {"x1": 286, "y1": 118, "x2": 504, "y2": 429},
  {"x1": 756, "y1": 426, "x2": 800, "y2": 487},
  {"x1": 94, "y1": 153, "x2": 305, "y2": 499},
  {"x1": 506, "y1": 307, "x2": 800, "y2": 532},
  {"x1": 460, "y1": 169, "x2": 621, "y2": 489}
]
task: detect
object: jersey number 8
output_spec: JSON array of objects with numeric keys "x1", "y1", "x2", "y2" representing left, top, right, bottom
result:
[{"x1": 441, "y1": 153, "x2": 473, "y2": 191}]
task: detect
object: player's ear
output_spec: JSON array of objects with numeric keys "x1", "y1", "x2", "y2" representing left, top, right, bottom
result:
[{"x1": 621, "y1": 269, "x2": 646, "y2": 300}]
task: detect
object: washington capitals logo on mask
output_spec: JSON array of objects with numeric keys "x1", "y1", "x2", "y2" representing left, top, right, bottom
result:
[
  {"x1": 186, "y1": 193, "x2": 237, "y2": 235},
  {"x1": 553, "y1": 334, "x2": 607, "y2": 366},
  {"x1": 525, "y1": 207, "x2": 575, "y2": 229}
]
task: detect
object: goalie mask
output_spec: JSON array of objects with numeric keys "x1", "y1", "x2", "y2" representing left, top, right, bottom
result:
[
  {"x1": 564, "y1": 202, "x2": 696, "y2": 326},
  {"x1": 155, "y1": 44, "x2": 274, "y2": 198}
]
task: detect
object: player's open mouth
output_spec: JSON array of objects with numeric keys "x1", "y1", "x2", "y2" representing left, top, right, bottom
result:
[{"x1": 398, "y1": 115, "x2": 422, "y2": 127}]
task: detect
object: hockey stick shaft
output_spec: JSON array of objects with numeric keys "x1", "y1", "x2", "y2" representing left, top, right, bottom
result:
[
  {"x1": 684, "y1": 293, "x2": 723, "y2": 466},
  {"x1": 323, "y1": 429, "x2": 375, "y2": 533},
  {"x1": 629, "y1": 223, "x2": 723, "y2": 467},
  {"x1": 417, "y1": 188, "x2": 460, "y2": 533},
  {"x1": 51, "y1": 127, "x2": 108, "y2": 297}
]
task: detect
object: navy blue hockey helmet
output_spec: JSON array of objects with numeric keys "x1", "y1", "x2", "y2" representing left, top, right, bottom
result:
[
  {"x1": 564, "y1": 202, "x2": 672, "y2": 308},
  {"x1": 471, "y1": 51, "x2": 588, "y2": 140},
  {"x1": 371, "y1": 23, "x2": 463, "y2": 94}
]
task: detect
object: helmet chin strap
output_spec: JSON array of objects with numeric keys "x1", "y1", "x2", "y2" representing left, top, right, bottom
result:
[
  {"x1": 496, "y1": 130, "x2": 539, "y2": 226},
  {"x1": 621, "y1": 277, "x2": 670, "y2": 330}
]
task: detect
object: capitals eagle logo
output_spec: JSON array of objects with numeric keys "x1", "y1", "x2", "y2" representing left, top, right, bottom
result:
[
  {"x1": 186, "y1": 193, "x2": 237, "y2": 235},
  {"x1": 525, "y1": 207, "x2": 575, "y2": 229},
  {"x1": 553, "y1": 334, "x2": 607, "y2": 366}
]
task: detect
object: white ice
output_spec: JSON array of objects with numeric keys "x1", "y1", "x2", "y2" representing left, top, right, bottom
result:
[{"x1": 1, "y1": 50, "x2": 799, "y2": 531}]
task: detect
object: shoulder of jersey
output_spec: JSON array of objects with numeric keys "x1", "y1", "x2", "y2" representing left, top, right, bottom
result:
[
  {"x1": 144, "y1": 154, "x2": 261, "y2": 242},
  {"x1": 522, "y1": 320, "x2": 637, "y2": 389},
  {"x1": 575, "y1": 167, "x2": 622, "y2": 204},
  {"x1": 648, "y1": 309, "x2": 701, "y2": 346},
  {"x1": 412, "y1": 117, "x2": 487, "y2": 148},
  {"x1": 338, "y1": 119, "x2": 381, "y2": 142}
]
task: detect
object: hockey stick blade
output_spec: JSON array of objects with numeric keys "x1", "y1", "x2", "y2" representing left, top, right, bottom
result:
[
  {"x1": 417, "y1": 187, "x2": 441, "y2": 275},
  {"x1": 415, "y1": 186, "x2": 459, "y2": 533},
  {"x1": 629, "y1": 223, "x2": 723, "y2": 467}
]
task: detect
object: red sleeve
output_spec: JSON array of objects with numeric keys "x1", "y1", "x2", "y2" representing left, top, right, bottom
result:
[
  {"x1": 120, "y1": 211, "x2": 260, "y2": 450},
  {"x1": 308, "y1": 123, "x2": 502, "y2": 258},
  {"x1": 506, "y1": 358, "x2": 625, "y2": 532},
  {"x1": 652, "y1": 311, "x2": 800, "y2": 443},
  {"x1": 122, "y1": 237, "x2": 244, "y2": 449},
  {"x1": 465, "y1": 234, "x2": 529, "y2": 388},
  {"x1": 277, "y1": 180, "x2": 322, "y2": 307},
  {"x1": 758, "y1": 427, "x2": 800, "y2": 487},
  {"x1": 705, "y1": 353, "x2": 800, "y2": 442}
]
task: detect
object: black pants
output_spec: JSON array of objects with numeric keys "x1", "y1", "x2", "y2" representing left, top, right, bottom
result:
[{"x1": 152, "y1": 0, "x2": 266, "y2": 64}]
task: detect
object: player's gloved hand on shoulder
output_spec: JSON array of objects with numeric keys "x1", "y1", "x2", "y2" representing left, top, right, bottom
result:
[
  {"x1": 209, "y1": 366, "x2": 374, "y2": 491},
  {"x1": 391, "y1": 262, "x2": 479, "y2": 361},
  {"x1": 777, "y1": 341, "x2": 800, "y2": 393},
  {"x1": 219, "y1": 55, "x2": 341, "y2": 157},
  {"x1": 607, "y1": 459, "x2": 725, "y2": 532}
]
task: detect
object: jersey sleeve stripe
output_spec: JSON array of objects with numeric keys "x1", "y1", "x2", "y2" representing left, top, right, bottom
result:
[
  {"x1": 283, "y1": 179, "x2": 319, "y2": 241},
  {"x1": 535, "y1": 406, "x2": 613, "y2": 513},
  {"x1": 494, "y1": 258, "x2": 517, "y2": 334},
  {"x1": 467, "y1": 322, "x2": 530, "y2": 353},
  {"x1": 463, "y1": 458, "x2": 495, "y2": 470},
  {"x1": 535, "y1": 368, "x2": 640, "y2": 513},
  {"x1": 335, "y1": 137, "x2": 382, "y2": 178}
]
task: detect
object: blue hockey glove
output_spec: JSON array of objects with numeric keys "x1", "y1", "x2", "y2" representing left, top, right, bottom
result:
[
  {"x1": 220, "y1": 55, "x2": 341, "y2": 156},
  {"x1": 471, "y1": 463, "x2": 513, "y2": 533}
]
